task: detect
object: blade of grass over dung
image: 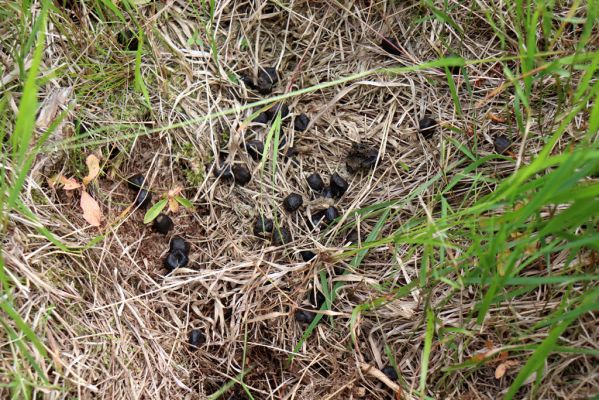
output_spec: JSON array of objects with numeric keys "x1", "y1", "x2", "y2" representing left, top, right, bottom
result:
[{"x1": 292, "y1": 209, "x2": 390, "y2": 359}]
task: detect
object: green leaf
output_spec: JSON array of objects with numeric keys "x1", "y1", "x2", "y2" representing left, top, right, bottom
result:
[
  {"x1": 143, "y1": 199, "x2": 167, "y2": 224},
  {"x1": 175, "y1": 195, "x2": 193, "y2": 209}
]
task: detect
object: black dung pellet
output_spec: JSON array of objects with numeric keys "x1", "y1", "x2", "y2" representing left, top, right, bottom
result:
[
  {"x1": 329, "y1": 173, "x2": 349, "y2": 199},
  {"x1": 284, "y1": 146, "x2": 298, "y2": 160},
  {"x1": 446, "y1": 53, "x2": 462, "y2": 74},
  {"x1": 309, "y1": 211, "x2": 325, "y2": 229},
  {"x1": 245, "y1": 140, "x2": 264, "y2": 160},
  {"x1": 232, "y1": 164, "x2": 252, "y2": 186},
  {"x1": 381, "y1": 36, "x2": 402, "y2": 56},
  {"x1": 307, "y1": 173, "x2": 324, "y2": 192},
  {"x1": 381, "y1": 366, "x2": 398, "y2": 381},
  {"x1": 170, "y1": 235, "x2": 190, "y2": 254},
  {"x1": 300, "y1": 250, "x2": 316, "y2": 262},
  {"x1": 134, "y1": 189, "x2": 152, "y2": 208},
  {"x1": 253, "y1": 216, "x2": 274, "y2": 237},
  {"x1": 283, "y1": 193, "x2": 303, "y2": 212},
  {"x1": 346, "y1": 229, "x2": 360, "y2": 244},
  {"x1": 256, "y1": 67, "x2": 278, "y2": 94},
  {"x1": 494, "y1": 135, "x2": 512, "y2": 154},
  {"x1": 294, "y1": 308, "x2": 316, "y2": 324},
  {"x1": 117, "y1": 30, "x2": 139, "y2": 52},
  {"x1": 164, "y1": 249, "x2": 189, "y2": 270},
  {"x1": 107, "y1": 144, "x2": 120, "y2": 160},
  {"x1": 127, "y1": 173, "x2": 145, "y2": 191},
  {"x1": 272, "y1": 226, "x2": 292, "y2": 246},
  {"x1": 308, "y1": 290, "x2": 326, "y2": 308},
  {"x1": 241, "y1": 74, "x2": 256, "y2": 89},
  {"x1": 322, "y1": 187, "x2": 333, "y2": 199},
  {"x1": 214, "y1": 164, "x2": 233, "y2": 179},
  {"x1": 334, "y1": 265, "x2": 345, "y2": 275},
  {"x1": 266, "y1": 103, "x2": 289, "y2": 121},
  {"x1": 346, "y1": 142, "x2": 378, "y2": 174},
  {"x1": 324, "y1": 206, "x2": 339, "y2": 224},
  {"x1": 293, "y1": 113, "x2": 310, "y2": 131},
  {"x1": 188, "y1": 329, "x2": 205, "y2": 350},
  {"x1": 153, "y1": 213, "x2": 173, "y2": 235},
  {"x1": 419, "y1": 116, "x2": 438, "y2": 139},
  {"x1": 254, "y1": 111, "x2": 270, "y2": 124}
]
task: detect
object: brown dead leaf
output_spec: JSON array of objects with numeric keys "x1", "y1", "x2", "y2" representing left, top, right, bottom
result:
[
  {"x1": 60, "y1": 175, "x2": 81, "y2": 190},
  {"x1": 82, "y1": 154, "x2": 101, "y2": 186},
  {"x1": 80, "y1": 191, "x2": 102, "y2": 227},
  {"x1": 495, "y1": 360, "x2": 519, "y2": 379},
  {"x1": 488, "y1": 112, "x2": 507, "y2": 123},
  {"x1": 168, "y1": 197, "x2": 179, "y2": 213}
]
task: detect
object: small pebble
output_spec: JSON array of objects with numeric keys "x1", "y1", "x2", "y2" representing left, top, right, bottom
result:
[
  {"x1": 232, "y1": 164, "x2": 252, "y2": 186},
  {"x1": 381, "y1": 366, "x2": 398, "y2": 381},
  {"x1": 346, "y1": 142, "x2": 378, "y2": 174},
  {"x1": 293, "y1": 113, "x2": 310, "y2": 131},
  {"x1": 245, "y1": 140, "x2": 264, "y2": 160},
  {"x1": 307, "y1": 173, "x2": 324, "y2": 192},
  {"x1": 329, "y1": 173, "x2": 349, "y2": 199},
  {"x1": 272, "y1": 226, "x2": 292, "y2": 246},
  {"x1": 324, "y1": 206, "x2": 339, "y2": 224},
  {"x1": 419, "y1": 116, "x2": 438, "y2": 139},
  {"x1": 253, "y1": 216, "x2": 274, "y2": 237},
  {"x1": 256, "y1": 67, "x2": 278, "y2": 94},
  {"x1": 294, "y1": 308, "x2": 316, "y2": 324},
  {"x1": 127, "y1": 173, "x2": 145, "y2": 191},
  {"x1": 164, "y1": 249, "x2": 189, "y2": 270},
  {"x1": 188, "y1": 329, "x2": 205, "y2": 350},
  {"x1": 300, "y1": 250, "x2": 316, "y2": 262},
  {"x1": 153, "y1": 213, "x2": 173, "y2": 234},
  {"x1": 170, "y1": 235, "x2": 190, "y2": 254},
  {"x1": 380, "y1": 36, "x2": 401, "y2": 56},
  {"x1": 494, "y1": 135, "x2": 512, "y2": 154},
  {"x1": 134, "y1": 189, "x2": 152, "y2": 208},
  {"x1": 282, "y1": 193, "x2": 303, "y2": 212}
]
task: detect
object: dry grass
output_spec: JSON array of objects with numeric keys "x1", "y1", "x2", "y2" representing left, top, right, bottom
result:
[{"x1": 1, "y1": 0, "x2": 598, "y2": 399}]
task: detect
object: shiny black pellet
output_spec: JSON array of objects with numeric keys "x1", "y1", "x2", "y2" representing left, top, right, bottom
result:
[
  {"x1": 282, "y1": 193, "x2": 303, "y2": 212},
  {"x1": 419, "y1": 116, "x2": 438, "y2": 139},
  {"x1": 329, "y1": 173, "x2": 349, "y2": 199},
  {"x1": 134, "y1": 189, "x2": 152, "y2": 208},
  {"x1": 153, "y1": 213, "x2": 173, "y2": 235},
  {"x1": 164, "y1": 249, "x2": 189, "y2": 270},
  {"x1": 232, "y1": 164, "x2": 252, "y2": 186},
  {"x1": 307, "y1": 173, "x2": 324, "y2": 192}
]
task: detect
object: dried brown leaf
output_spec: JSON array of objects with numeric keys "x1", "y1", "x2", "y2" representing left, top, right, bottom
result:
[
  {"x1": 168, "y1": 197, "x2": 179, "y2": 213},
  {"x1": 80, "y1": 191, "x2": 102, "y2": 227},
  {"x1": 495, "y1": 360, "x2": 519, "y2": 379},
  {"x1": 82, "y1": 154, "x2": 101, "y2": 186},
  {"x1": 60, "y1": 175, "x2": 81, "y2": 190}
]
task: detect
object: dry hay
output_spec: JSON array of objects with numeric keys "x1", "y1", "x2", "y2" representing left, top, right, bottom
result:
[{"x1": 1, "y1": 1, "x2": 597, "y2": 399}]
